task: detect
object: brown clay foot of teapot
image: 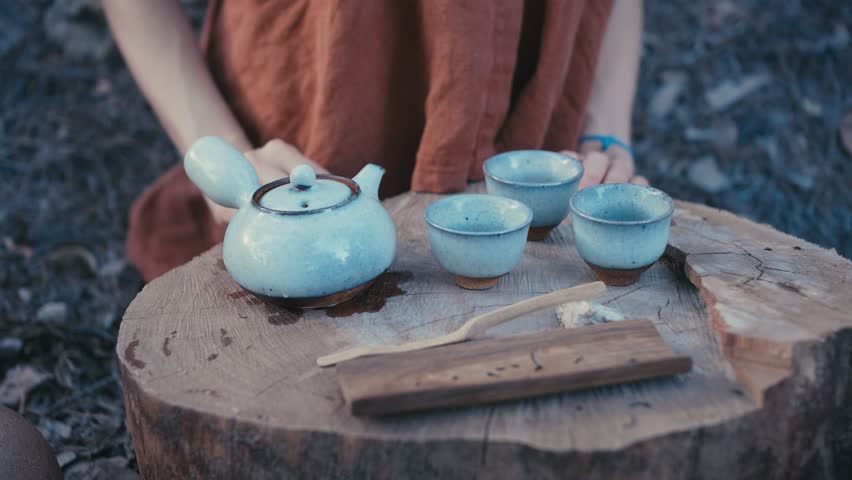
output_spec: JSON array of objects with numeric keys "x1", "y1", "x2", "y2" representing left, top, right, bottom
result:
[{"x1": 248, "y1": 275, "x2": 380, "y2": 309}]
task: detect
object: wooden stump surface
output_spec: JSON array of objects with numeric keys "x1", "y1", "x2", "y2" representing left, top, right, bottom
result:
[{"x1": 118, "y1": 185, "x2": 852, "y2": 479}]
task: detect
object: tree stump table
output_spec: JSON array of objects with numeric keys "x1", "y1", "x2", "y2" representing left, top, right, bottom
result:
[{"x1": 118, "y1": 186, "x2": 852, "y2": 479}]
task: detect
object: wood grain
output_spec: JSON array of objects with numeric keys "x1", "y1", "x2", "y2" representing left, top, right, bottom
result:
[
  {"x1": 317, "y1": 281, "x2": 607, "y2": 367},
  {"x1": 338, "y1": 319, "x2": 692, "y2": 416},
  {"x1": 666, "y1": 201, "x2": 852, "y2": 404},
  {"x1": 116, "y1": 183, "x2": 852, "y2": 479}
]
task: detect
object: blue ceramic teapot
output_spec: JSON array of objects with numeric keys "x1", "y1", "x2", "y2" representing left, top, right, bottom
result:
[{"x1": 184, "y1": 136, "x2": 397, "y2": 307}]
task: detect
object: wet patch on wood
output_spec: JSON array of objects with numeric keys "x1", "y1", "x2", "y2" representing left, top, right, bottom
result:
[
  {"x1": 267, "y1": 307, "x2": 303, "y2": 326},
  {"x1": 326, "y1": 271, "x2": 412, "y2": 318},
  {"x1": 219, "y1": 328, "x2": 233, "y2": 347},
  {"x1": 228, "y1": 289, "x2": 304, "y2": 325},
  {"x1": 125, "y1": 340, "x2": 145, "y2": 369},
  {"x1": 225, "y1": 271, "x2": 412, "y2": 324},
  {"x1": 162, "y1": 337, "x2": 171, "y2": 357},
  {"x1": 228, "y1": 290, "x2": 250, "y2": 300}
]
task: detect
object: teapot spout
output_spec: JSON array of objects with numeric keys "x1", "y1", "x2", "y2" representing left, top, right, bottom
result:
[
  {"x1": 184, "y1": 136, "x2": 260, "y2": 209},
  {"x1": 353, "y1": 164, "x2": 385, "y2": 200}
]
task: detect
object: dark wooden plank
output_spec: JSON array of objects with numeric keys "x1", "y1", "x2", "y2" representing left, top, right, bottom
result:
[{"x1": 337, "y1": 319, "x2": 692, "y2": 416}]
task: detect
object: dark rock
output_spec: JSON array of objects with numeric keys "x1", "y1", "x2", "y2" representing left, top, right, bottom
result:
[
  {"x1": 0, "y1": 0, "x2": 35, "y2": 56},
  {"x1": 705, "y1": 74, "x2": 770, "y2": 111},
  {"x1": 44, "y1": 245, "x2": 98, "y2": 275},
  {"x1": 687, "y1": 156, "x2": 732, "y2": 194},
  {"x1": 0, "y1": 337, "x2": 23, "y2": 359},
  {"x1": 43, "y1": 0, "x2": 113, "y2": 61},
  {"x1": 66, "y1": 457, "x2": 138, "y2": 480},
  {"x1": 0, "y1": 365, "x2": 50, "y2": 407},
  {"x1": 35, "y1": 302, "x2": 68, "y2": 324},
  {"x1": 649, "y1": 71, "x2": 687, "y2": 119}
]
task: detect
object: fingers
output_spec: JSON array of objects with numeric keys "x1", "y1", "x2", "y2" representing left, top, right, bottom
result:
[
  {"x1": 261, "y1": 139, "x2": 329, "y2": 174},
  {"x1": 629, "y1": 175, "x2": 649, "y2": 186},
  {"x1": 247, "y1": 139, "x2": 330, "y2": 184},
  {"x1": 572, "y1": 142, "x2": 638, "y2": 188},
  {"x1": 601, "y1": 148, "x2": 634, "y2": 184},
  {"x1": 578, "y1": 140, "x2": 603, "y2": 155},
  {"x1": 206, "y1": 198, "x2": 236, "y2": 224},
  {"x1": 578, "y1": 151, "x2": 609, "y2": 190}
]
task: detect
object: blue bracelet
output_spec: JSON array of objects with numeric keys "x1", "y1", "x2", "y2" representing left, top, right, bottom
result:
[{"x1": 579, "y1": 135, "x2": 633, "y2": 158}]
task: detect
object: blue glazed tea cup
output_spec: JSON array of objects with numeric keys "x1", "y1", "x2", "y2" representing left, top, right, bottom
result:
[
  {"x1": 569, "y1": 184, "x2": 675, "y2": 286},
  {"x1": 484, "y1": 150, "x2": 584, "y2": 241},
  {"x1": 425, "y1": 194, "x2": 532, "y2": 290}
]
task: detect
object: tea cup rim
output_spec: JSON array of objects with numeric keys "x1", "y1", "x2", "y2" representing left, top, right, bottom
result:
[
  {"x1": 569, "y1": 183, "x2": 675, "y2": 226},
  {"x1": 424, "y1": 194, "x2": 533, "y2": 237},
  {"x1": 483, "y1": 150, "x2": 584, "y2": 187}
]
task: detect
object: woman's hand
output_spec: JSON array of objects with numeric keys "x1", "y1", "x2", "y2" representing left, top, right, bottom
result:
[
  {"x1": 205, "y1": 139, "x2": 329, "y2": 223},
  {"x1": 568, "y1": 0, "x2": 645, "y2": 190},
  {"x1": 561, "y1": 142, "x2": 648, "y2": 190},
  {"x1": 246, "y1": 139, "x2": 329, "y2": 185}
]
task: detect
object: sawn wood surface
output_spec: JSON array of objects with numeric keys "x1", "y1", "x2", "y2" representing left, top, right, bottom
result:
[{"x1": 117, "y1": 184, "x2": 852, "y2": 479}]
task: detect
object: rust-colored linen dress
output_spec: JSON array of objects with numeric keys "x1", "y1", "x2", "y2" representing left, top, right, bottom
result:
[{"x1": 127, "y1": 0, "x2": 614, "y2": 281}]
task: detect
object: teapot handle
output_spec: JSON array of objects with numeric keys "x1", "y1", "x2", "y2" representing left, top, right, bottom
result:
[{"x1": 184, "y1": 136, "x2": 260, "y2": 209}]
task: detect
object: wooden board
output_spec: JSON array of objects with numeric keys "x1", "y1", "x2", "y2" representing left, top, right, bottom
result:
[
  {"x1": 117, "y1": 184, "x2": 852, "y2": 479},
  {"x1": 338, "y1": 319, "x2": 692, "y2": 416}
]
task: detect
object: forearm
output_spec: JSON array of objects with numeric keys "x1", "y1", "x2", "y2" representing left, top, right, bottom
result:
[
  {"x1": 103, "y1": 0, "x2": 251, "y2": 153},
  {"x1": 584, "y1": 0, "x2": 642, "y2": 141}
]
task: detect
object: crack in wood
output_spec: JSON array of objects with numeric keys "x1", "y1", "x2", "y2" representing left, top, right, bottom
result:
[
  {"x1": 670, "y1": 212, "x2": 852, "y2": 407},
  {"x1": 398, "y1": 291, "x2": 553, "y2": 296},
  {"x1": 254, "y1": 375, "x2": 292, "y2": 398},
  {"x1": 689, "y1": 251, "x2": 745, "y2": 256},
  {"x1": 762, "y1": 266, "x2": 795, "y2": 274},
  {"x1": 699, "y1": 269, "x2": 808, "y2": 296},
  {"x1": 529, "y1": 350, "x2": 543, "y2": 371},
  {"x1": 738, "y1": 248, "x2": 766, "y2": 286},
  {"x1": 690, "y1": 246, "x2": 806, "y2": 295},
  {"x1": 675, "y1": 224, "x2": 740, "y2": 249},
  {"x1": 397, "y1": 302, "x2": 513, "y2": 334},
  {"x1": 480, "y1": 406, "x2": 495, "y2": 467},
  {"x1": 602, "y1": 286, "x2": 645, "y2": 306}
]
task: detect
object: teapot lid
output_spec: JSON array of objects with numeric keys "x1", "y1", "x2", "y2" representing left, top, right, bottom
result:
[{"x1": 253, "y1": 165, "x2": 359, "y2": 214}]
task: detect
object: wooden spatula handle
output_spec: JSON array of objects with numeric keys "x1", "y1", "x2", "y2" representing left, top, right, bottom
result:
[
  {"x1": 317, "y1": 281, "x2": 606, "y2": 367},
  {"x1": 458, "y1": 281, "x2": 606, "y2": 338}
]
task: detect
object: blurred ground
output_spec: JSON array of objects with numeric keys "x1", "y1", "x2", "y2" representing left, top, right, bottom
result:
[{"x1": 0, "y1": 0, "x2": 850, "y2": 477}]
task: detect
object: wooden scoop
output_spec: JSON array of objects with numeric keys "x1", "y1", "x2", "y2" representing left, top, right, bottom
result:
[{"x1": 316, "y1": 281, "x2": 606, "y2": 367}]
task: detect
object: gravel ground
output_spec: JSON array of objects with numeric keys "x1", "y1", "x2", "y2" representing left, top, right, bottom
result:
[{"x1": 1, "y1": 0, "x2": 849, "y2": 477}]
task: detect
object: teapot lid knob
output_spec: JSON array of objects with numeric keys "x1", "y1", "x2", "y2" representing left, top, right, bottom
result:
[{"x1": 291, "y1": 165, "x2": 317, "y2": 190}]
